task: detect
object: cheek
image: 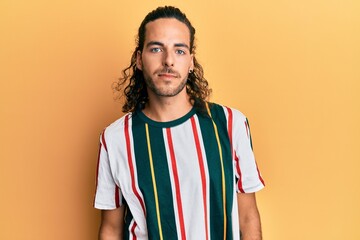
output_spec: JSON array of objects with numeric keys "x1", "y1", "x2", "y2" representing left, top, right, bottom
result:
[
  {"x1": 181, "y1": 60, "x2": 192, "y2": 71},
  {"x1": 142, "y1": 57, "x2": 160, "y2": 70}
]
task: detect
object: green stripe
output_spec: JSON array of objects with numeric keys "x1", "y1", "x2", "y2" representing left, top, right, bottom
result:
[
  {"x1": 131, "y1": 116, "x2": 158, "y2": 236},
  {"x1": 132, "y1": 114, "x2": 177, "y2": 239},
  {"x1": 246, "y1": 118, "x2": 254, "y2": 151},
  {"x1": 147, "y1": 125, "x2": 178, "y2": 239},
  {"x1": 123, "y1": 199, "x2": 133, "y2": 239},
  {"x1": 209, "y1": 103, "x2": 234, "y2": 239},
  {"x1": 198, "y1": 111, "x2": 225, "y2": 239}
]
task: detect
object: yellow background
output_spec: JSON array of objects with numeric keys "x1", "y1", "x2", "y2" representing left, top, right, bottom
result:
[{"x1": 1, "y1": 0, "x2": 359, "y2": 239}]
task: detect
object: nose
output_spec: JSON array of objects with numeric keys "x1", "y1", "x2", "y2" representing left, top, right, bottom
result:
[{"x1": 163, "y1": 51, "x2": 174, "y2": 67}]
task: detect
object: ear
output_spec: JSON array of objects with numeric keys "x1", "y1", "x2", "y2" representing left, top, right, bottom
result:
[
  {"x1": 190, "y1": 54, "x2": 194, "y2": 71},
  {"x1": 136, "y1": 50, "x2": 143, "y2": 70}
]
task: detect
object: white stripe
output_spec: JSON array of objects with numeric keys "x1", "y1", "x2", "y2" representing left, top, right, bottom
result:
[
  {"x1": 163, "y1": 128, "x2": 183, "y2": 240},
  {"x1": 167, "y1": 116, "x2": 211, "y2": 239},
  {"x1": 221, "y1": 106, "x2": 240, "y2": 178},
  {"x1": 106, "y1": 115, "x2": 147, "y2": 237},
  {"x1": 231, "y1": 109, "x2": 265, "y2": 193},
  {"x1": 231, "y1": 190, "x2": 240, "y2": 240},
  {"x1": 192, "y1": 115, "x2": 211, "y2": 239},
  {"x1": 94, "y1": 139, "x2": 118, "y2": 209}
]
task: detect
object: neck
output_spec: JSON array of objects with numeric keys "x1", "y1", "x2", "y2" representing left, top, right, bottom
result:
[{"x1": 142, "y1": 91, "x2": 193, "y2": 122}]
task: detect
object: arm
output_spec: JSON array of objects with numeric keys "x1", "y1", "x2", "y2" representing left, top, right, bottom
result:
[
  {"x1": 99, "y1": 206, "x2": 125, "y2": 240},
  {"x1": 237, "y1": 193, "x2": 262, "y2": 240}
]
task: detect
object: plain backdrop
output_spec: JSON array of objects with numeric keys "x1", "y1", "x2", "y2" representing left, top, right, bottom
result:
[{"x1": 1, "y1": 0, "x2": 359, "y2": 239}]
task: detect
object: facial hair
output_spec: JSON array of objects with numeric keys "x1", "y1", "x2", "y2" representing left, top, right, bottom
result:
[{"x1": 144, "y1": 67, "x2": 188, "y2": 97}]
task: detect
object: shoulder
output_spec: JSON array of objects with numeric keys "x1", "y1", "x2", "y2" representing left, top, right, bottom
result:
[
  {"x1": 207, "y1": 102, "x2": 247, "y2": 122},
  {"x1": 101, "y1": 112, "x2": 133, "y2": 142}
]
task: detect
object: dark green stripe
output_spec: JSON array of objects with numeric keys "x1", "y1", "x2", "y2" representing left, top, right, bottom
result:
[
  {"x1": 209, "y1": 103, "x2": 234, "y2": 239},
  {"x1": 147, "y1": 125, "x2": 178, "y2": 239},
  {"x1": 246, "y1": 118, "x2": 254, "y2": 151},
  {"x1": 123, "y1": 199, "x2": 133, "y2": 239},
  {"x1": 132, "y1": 116, "x2": 159, "y2": 237},
  {"x1": 132, "y1": 114, "x2": 177, "y2": 239},
  {"x1": 198, "y1": 111, "x2": 224, "y2": 240}
]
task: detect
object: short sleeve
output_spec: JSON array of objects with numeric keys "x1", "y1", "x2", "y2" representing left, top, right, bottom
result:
[
  {"x1": 94, "y1": 130, "x2": 122, "y2": 209},
  {"x1": 232, "y1": 111, "x2": 265, "y2": 193}
]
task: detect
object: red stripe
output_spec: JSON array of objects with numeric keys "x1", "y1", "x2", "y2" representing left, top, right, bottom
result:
[
  {"x1": 95, "y1": 142, "x2": 102, "y2": 190},
  {"x1": 100, "y1": 128, "x2": 121, "y2": 208},
  {"x1": 130, "y1": 220, "x2": 137, "y2": 240},
  {"x1": 226, "y1": 107, "x2": 234, "y2": 159},
  {"x1": 235, "y1": 152, "x2": 245, "y2": 193},
  {"x1": 96, "y1": 128, "x2": 107, "y2": 192},
  {"x1": 190, "y1": 117, "x2": 209, "y2": 240},
  {"x1": 226, "y1": 107, "x2": 246, "y2": 193},
  {"x1": 244, "y1": 121, "x2": 249, "y2": 138},
  {"x1": 115, "y1": 186, "x2": 120, "y2": 208},
  {"x1": 256, "y1": 163, "x2": 265, "y2": 186},
  {"x1": 94, "y1": 129, "x2": 108, "y2": 206},
  {"x1": 101, "y1": 129, "x2": 108, "y2": 152},
  {"x1": 93, "y1": 142, "x2": 102, "y2": 206},
  {"x1": 166, "y1": 128, "x2": 186, "y2": 240},
  {"x1": 244, "y1": 119, "x2": 265, "y2": 187},
  {"x1": 124, "y1": 115, "x2": 146, "y2": 215}
]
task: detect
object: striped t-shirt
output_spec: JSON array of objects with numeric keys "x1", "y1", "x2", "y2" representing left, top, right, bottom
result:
[{"x1": 94, "y1": 102, "x2": 265, "y2": 240}]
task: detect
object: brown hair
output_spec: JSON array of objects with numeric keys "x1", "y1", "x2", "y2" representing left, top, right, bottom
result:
[{"x1": 113, "y1": 6, "x2": 211, "y2": 113}]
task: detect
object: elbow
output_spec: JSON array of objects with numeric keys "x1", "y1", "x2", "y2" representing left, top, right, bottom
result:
[{"x1": 98, "y1": 224, "x2": 122, "y2": 240}]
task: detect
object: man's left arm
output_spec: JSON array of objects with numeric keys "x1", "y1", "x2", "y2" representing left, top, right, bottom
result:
[{"x1": 237, "y1": 192, "x2": 262, "y2": 240}]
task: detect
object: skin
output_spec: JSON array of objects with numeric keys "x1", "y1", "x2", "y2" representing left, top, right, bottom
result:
[
  {"x1": 99, "y1": 17, "x2": 262, "y2": 240},
  {"x1": 238, "y1": 193, "x2": 262, "y2": 240},
  {"x1": 136, "y1": 18, "x2": 194, "y2": 122},
  {"x1": 98, "y1": 206, "x2": 124, "y2": 240}
]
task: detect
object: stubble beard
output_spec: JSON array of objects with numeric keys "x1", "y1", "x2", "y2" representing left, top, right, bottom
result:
[{"x1": 144, "y1": 73, "x2": 188, "y2": 97}]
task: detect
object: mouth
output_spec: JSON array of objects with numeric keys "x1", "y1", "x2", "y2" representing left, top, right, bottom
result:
[
  {"x1": 156, "y1": 68, "x2": 180, "y2": 78},
  {"x1": 158, "y1": 73, "x2": 178, "y2": 78}
]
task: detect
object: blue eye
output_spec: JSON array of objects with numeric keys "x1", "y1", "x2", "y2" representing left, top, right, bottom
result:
[
  {"x1": 150, "y1": 48, "x2": 162, "y2": 53},
  {"x1": 176, "y1": 49, "x2": 186, "y2": 55}
]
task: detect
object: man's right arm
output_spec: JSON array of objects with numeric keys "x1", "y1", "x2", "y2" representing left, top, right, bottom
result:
[{"x1": 99, "y1": 206, "x2": 125, "y2": 240}]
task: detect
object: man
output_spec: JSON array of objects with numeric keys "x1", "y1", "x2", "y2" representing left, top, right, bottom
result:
[{"x1": 94, "y1": 6, "x2": 265, "y2": 240}]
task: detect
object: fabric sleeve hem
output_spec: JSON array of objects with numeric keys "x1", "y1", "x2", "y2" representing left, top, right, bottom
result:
[
  {"x1": 237, "y1": 183, "x2": 265, "y2": 194},
  {"x1": 94, "y1": 202, "x2": 119, "y2": 210}
]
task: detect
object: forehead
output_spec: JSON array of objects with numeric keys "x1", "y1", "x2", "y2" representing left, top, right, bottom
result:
[{"x1": 144, "y1": 18, "x2": 191, "y2": 45}]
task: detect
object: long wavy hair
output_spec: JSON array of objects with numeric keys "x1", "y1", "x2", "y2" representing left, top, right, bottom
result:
[{"x1": 113, "y1": 6, "x2": 211, "y2": 113}]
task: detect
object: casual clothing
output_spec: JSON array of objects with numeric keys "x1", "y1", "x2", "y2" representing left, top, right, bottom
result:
[{"x1": 94, "y1": 102, "x2": 265, "y2": 240}]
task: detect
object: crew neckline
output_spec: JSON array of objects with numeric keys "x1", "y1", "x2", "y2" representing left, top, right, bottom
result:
[{"x1": 136, "y1": 106, "x2": 196, "y2": 128}]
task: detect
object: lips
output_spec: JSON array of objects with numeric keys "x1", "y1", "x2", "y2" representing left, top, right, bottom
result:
[
  {"x1": 156, "y1": 68, "x2": 180, "y2": 78},
  {"x1": 158, "y1": 73, "x2": 178, "y2": 78}
]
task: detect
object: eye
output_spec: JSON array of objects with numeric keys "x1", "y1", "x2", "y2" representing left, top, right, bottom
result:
[
  {"x1": 176, "y1": 49, "x2": 186, "y2": 55},
  {"x1": 150, "y1": 47, "x2": 162, "y2": 53}
]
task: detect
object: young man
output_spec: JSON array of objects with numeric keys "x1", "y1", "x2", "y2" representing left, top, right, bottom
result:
[{"x1": 94, "y1": 6, "x2": 265, "y2": 240}]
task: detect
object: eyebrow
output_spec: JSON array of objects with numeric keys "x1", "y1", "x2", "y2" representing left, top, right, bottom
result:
[{"x1": 146, "y1": 41, "x2": 190, "y2": 49}]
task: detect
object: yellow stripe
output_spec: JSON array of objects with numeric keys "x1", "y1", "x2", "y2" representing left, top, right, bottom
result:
[
  {"x1": 145, "y1": 123, "x2": 164, "y2": 240},
  {"x1": 206, "y1": 103, "x2": 227, "y2": 240}
]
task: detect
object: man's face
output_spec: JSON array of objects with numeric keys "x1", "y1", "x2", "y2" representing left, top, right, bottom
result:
[{"x1": 136, "y1": 18, "x2": 194, "y2": 98}]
